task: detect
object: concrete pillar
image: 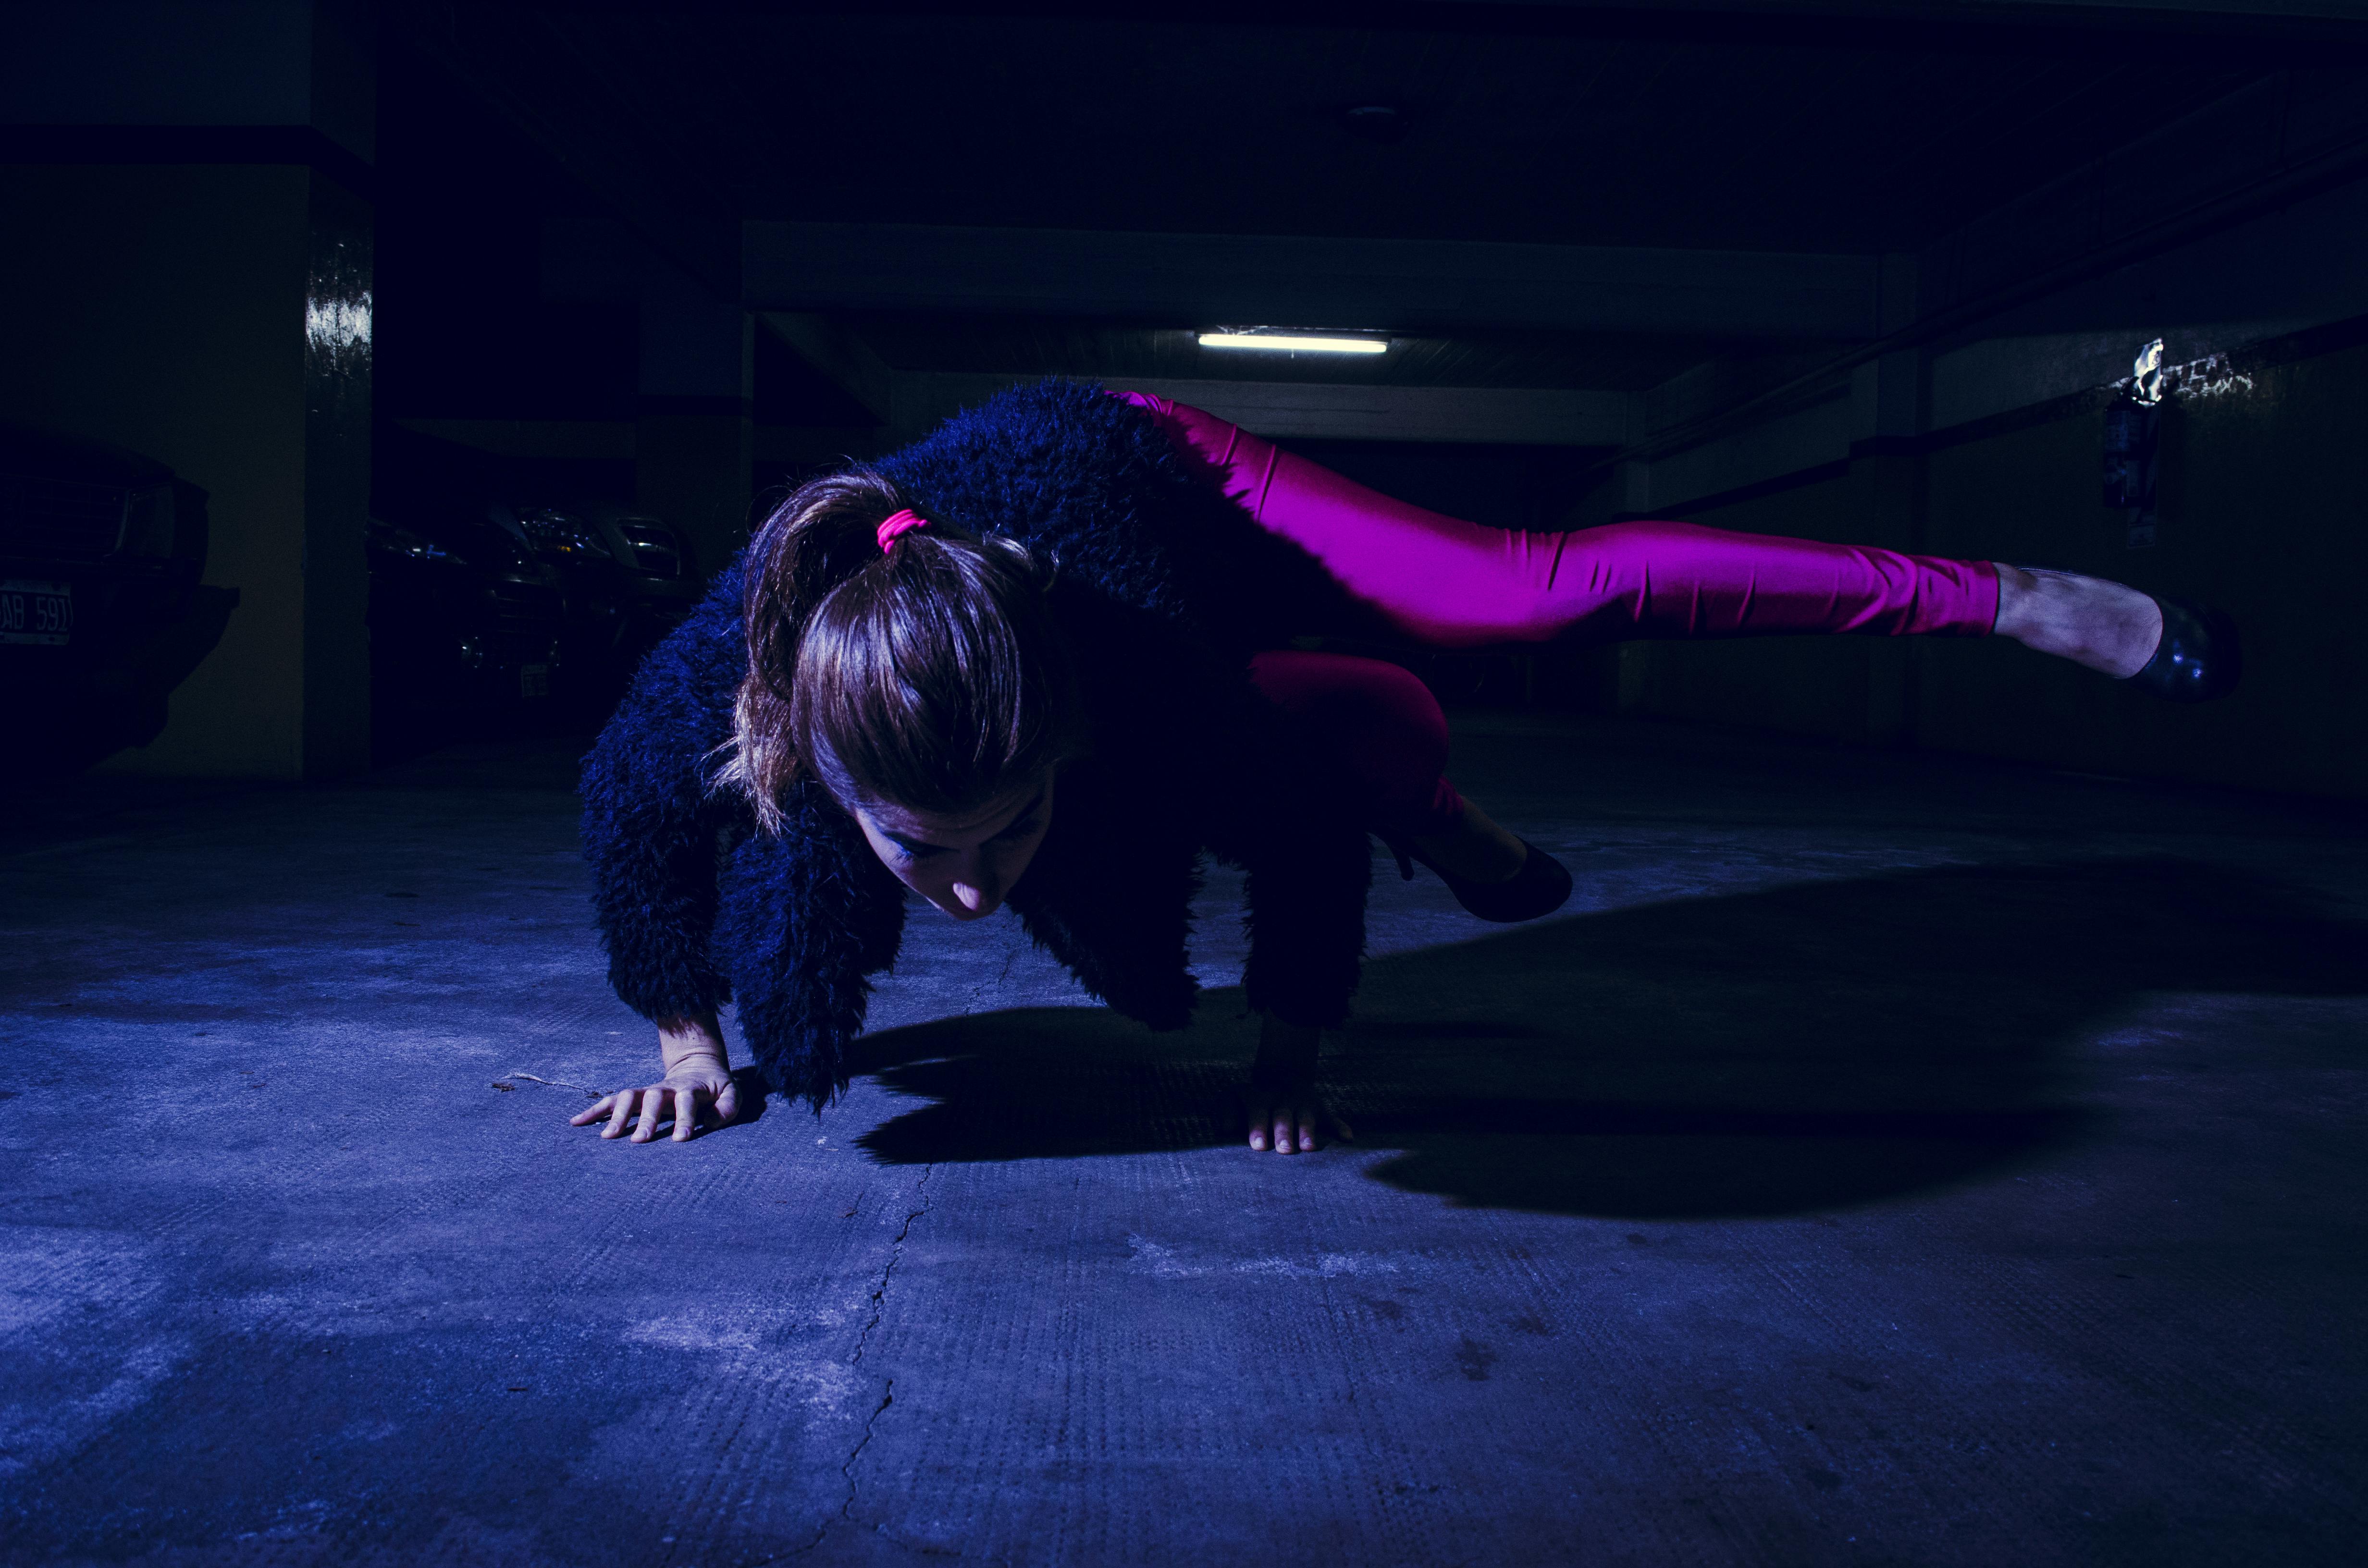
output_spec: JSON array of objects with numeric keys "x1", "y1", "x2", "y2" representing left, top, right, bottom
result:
[
  {"x1": 0, "y1": 0, "x2": 374, "y2": 780},
  {"x1": 637, "y1": 269, "x2": 753, "y2": 581}
]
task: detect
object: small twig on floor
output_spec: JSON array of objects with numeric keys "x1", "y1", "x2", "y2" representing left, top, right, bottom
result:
[{"x1": 501, "y1": 1072, "x2": 603, "y2": 1098}]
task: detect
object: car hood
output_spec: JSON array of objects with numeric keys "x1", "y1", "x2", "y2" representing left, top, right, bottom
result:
[{"x1": 0, "y1": 423, "x2": 177, "y2": 488}]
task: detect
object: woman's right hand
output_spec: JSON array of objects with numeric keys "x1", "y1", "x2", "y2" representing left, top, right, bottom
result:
[
  {"x1": 572, "y1": 1054, "x2": 740, "y2": 1142},
  {"x1": 572, "y1": 1013, "x2": 740, "y2": 1144}
]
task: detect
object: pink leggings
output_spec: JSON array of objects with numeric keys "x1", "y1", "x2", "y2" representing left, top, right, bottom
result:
[{"x1": 1120, "y1": 392, "x2": 2002, "y2": 836}]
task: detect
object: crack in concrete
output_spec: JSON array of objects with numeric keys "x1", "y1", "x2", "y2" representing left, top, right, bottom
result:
[
  {"x1": 837, "y1": 1380, "x2": 896, "y2": 1518},
  {"x1": 790, "y1": 1164, "x2": 934, "y2": 1558},
  {"x1": 853, "y1": 1163, "x2": 933, "y2": 1367}
]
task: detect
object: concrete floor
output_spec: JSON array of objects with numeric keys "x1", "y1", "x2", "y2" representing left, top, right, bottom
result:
[{"x1": 3, "y1": 712, "x2": 2364, "y2": 1566}]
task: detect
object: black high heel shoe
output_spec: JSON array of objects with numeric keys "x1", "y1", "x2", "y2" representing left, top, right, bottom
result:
[
  {"x1": 2125, "y1": 596, "x2": 2241, "y2": 703},
  {"x1": 1380, "y1": 834, "x2": 1574, "y2": 923}
]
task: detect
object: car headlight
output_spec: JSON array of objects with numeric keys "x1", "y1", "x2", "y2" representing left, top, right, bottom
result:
[
  {"x1": 613, "y1": 520, "x2": 684, "y2": 578},
  {"x1": 518, "y1": 508, "x2": 613, "y2": 561},
  {"x1": 370, "y1": 520, "x2": 462, "y2": 564}
]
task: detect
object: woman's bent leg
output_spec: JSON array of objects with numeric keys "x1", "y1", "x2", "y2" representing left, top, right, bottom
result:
[
  {"x1": 1247, "y1": 650, "x2": 1529, "y2": 883},
  {"x1": 1122, "y1": 392, "x2": 2000, "y2": 648},
  {"x1": 1248, "y1": 649, "x2": 1462, "y2": 836}
]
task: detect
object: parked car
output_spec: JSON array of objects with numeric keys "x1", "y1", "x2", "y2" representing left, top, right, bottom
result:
[
  {"x1": 0, "y1": 422, "x2": 235, "y2": 774},
  {"x1": 367, "y1": 498, "x2": 699, "y2": 731},
  {"x1": 486, "y1": 504, "x2": 625, "y2": 707},
  {"x1": 574, "y1": 501, "x2": 702, "y2": 664},
  {"x1": 499, "y1": 502, "x2": 701, "y2": 708},
  {"x1": 366, "y1": 502, "x2": 567, "y2": 714}
]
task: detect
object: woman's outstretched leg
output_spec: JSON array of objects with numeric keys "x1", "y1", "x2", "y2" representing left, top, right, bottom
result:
[
  {"x1": 1128, "y1": 391, "x2": 2233, "y2": 699},
  {"x1": 1122, "y1": 392, "x2": 2000, "y2": 647},
  {"x1": 1993, "y1": 565, "x2": 2163, "y2": 675}
]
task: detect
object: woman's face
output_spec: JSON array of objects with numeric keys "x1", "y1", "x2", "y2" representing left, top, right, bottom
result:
[{"x1": 850, "y1": 772, "x2": 1055, "y2": 922}]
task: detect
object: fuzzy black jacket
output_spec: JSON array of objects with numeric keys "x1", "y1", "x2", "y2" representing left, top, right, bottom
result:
[{"x1": 581, "y1": 380, "x2": 1374, "y2": 1109}]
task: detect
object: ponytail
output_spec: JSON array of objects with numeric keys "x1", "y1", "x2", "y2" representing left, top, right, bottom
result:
[{"x1": 722, "y1": 468, "x2": 1084, "y2": 833}]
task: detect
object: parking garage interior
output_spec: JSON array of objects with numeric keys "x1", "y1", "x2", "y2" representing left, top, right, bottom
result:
[{"x1": 3, "y1": 2, "x2": 2367, "y2": 1564}]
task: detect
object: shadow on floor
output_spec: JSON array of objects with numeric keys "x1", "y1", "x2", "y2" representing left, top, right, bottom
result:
[{"x1": 848, "y1": 858, "x2": 2368, "y2": 1217}]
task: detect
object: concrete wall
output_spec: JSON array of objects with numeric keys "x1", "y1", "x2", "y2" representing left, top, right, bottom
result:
[
  {"x1": 1612, "y1": 333, "x2": 2368, "y2": 800},
  {"x1": 0, "y1": 163, "x2": 372, "y2": 779}
]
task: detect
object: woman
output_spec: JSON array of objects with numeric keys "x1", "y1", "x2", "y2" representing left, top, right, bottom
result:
[{"x1": 575, "y1": 380, "x2": 2233, "y2": 1156}]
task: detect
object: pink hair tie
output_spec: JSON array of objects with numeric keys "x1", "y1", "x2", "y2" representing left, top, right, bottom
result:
[{"x1": 876, "y1": 509, "x2": 929, "y2": 553}]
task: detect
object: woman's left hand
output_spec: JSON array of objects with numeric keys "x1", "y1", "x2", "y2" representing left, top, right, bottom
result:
[
  {"x1": 1246, "y1": 1014, "x2": 1352, "y2": 1154},
  {"x1": 1244, "y1": 1085, "x2": 1353, "y2": 1154}
]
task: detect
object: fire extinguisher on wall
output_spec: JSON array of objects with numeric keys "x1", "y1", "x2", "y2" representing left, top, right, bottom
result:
[{"x1": 2104, "y1": 338, "x2": 2165, "y2": 549}]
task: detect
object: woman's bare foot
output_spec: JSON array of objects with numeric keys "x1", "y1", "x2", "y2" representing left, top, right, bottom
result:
[
  {"x1": 1406, "y1": 797, "x2": 1527, "y2": 883},
  {"x1": 1992, "y1": 565, "x2": 2163, "y2": 678}
]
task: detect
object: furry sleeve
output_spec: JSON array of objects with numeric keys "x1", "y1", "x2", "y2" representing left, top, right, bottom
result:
[
  {"x1": 1202, "y1": 706, "x2": 1373, "y2": 1031},
  {"x1": 1002, "y1": 757, "x2": 1202, "y2": 1033},
  {"x1": 712, "y1": 782, "x2": 909, "y2": 1110},
  {"x1": 1230, "y1": 820, "x2": 1371, "y2": 1030},
  {"x1": 579, "y1": 571, "x2": 748, "y2": 1023}
]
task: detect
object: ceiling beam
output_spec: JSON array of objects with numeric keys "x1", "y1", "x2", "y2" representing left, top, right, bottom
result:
[
  {"x1": 471, "y1": 3, "x2": 2368, "y2": 55},
  {"x1": 744, "y1": 224, "x2": 1879, "y2": 342},
  {"x1": 1418, "y1": 0, "x2": 2368, "y2": 38},
  {"x1": 758, "y1": 312, "x2": 895, "y2": 424},
  {"x1": 392, "y1": 4, "x2": 742, "y2": 300},
  {"x1": 893, "y1": 374, "x2": 1630, "y2": 445},
  {"x1": 1600, "y1": 60, "x2": 2368, "y2": 477},
  {"x1": 1920, "y1": 66, "x2": 2368, "y2": 325}
]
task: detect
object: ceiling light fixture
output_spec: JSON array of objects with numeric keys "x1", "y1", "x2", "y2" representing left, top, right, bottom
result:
[
  {"x1": 1339, "y1": 104, "x2": 1409, "y2": 145},
  {"x1": 1197, "y1": 332, "x2": 1388, "y2": 355}
]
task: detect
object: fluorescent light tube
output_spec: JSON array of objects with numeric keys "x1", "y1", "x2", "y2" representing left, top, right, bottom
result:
[{"x1": 1197, "y1": 333, "x2": 1387, "y2": 355}]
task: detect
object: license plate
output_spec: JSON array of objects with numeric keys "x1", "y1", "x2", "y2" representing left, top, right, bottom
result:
[
  {"x1": 0, "y1": 579, "x2": 73, "y2": 646},
  {"x1": 521, "y1": 663, "x2": 550, "y2": 698}
]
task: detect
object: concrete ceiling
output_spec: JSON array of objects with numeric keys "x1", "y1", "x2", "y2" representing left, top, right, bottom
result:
[
  {"x1": 567, "y1": 9, "x2": 2259, "y2": 253},
  {"x1": 389, "y1": 0, "x2": 2368, "y2": 472}
]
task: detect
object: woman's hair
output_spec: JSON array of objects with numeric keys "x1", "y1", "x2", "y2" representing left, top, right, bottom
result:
[{"x1": 723, "y1": 467, "x2": 1084, "y2": 833}]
